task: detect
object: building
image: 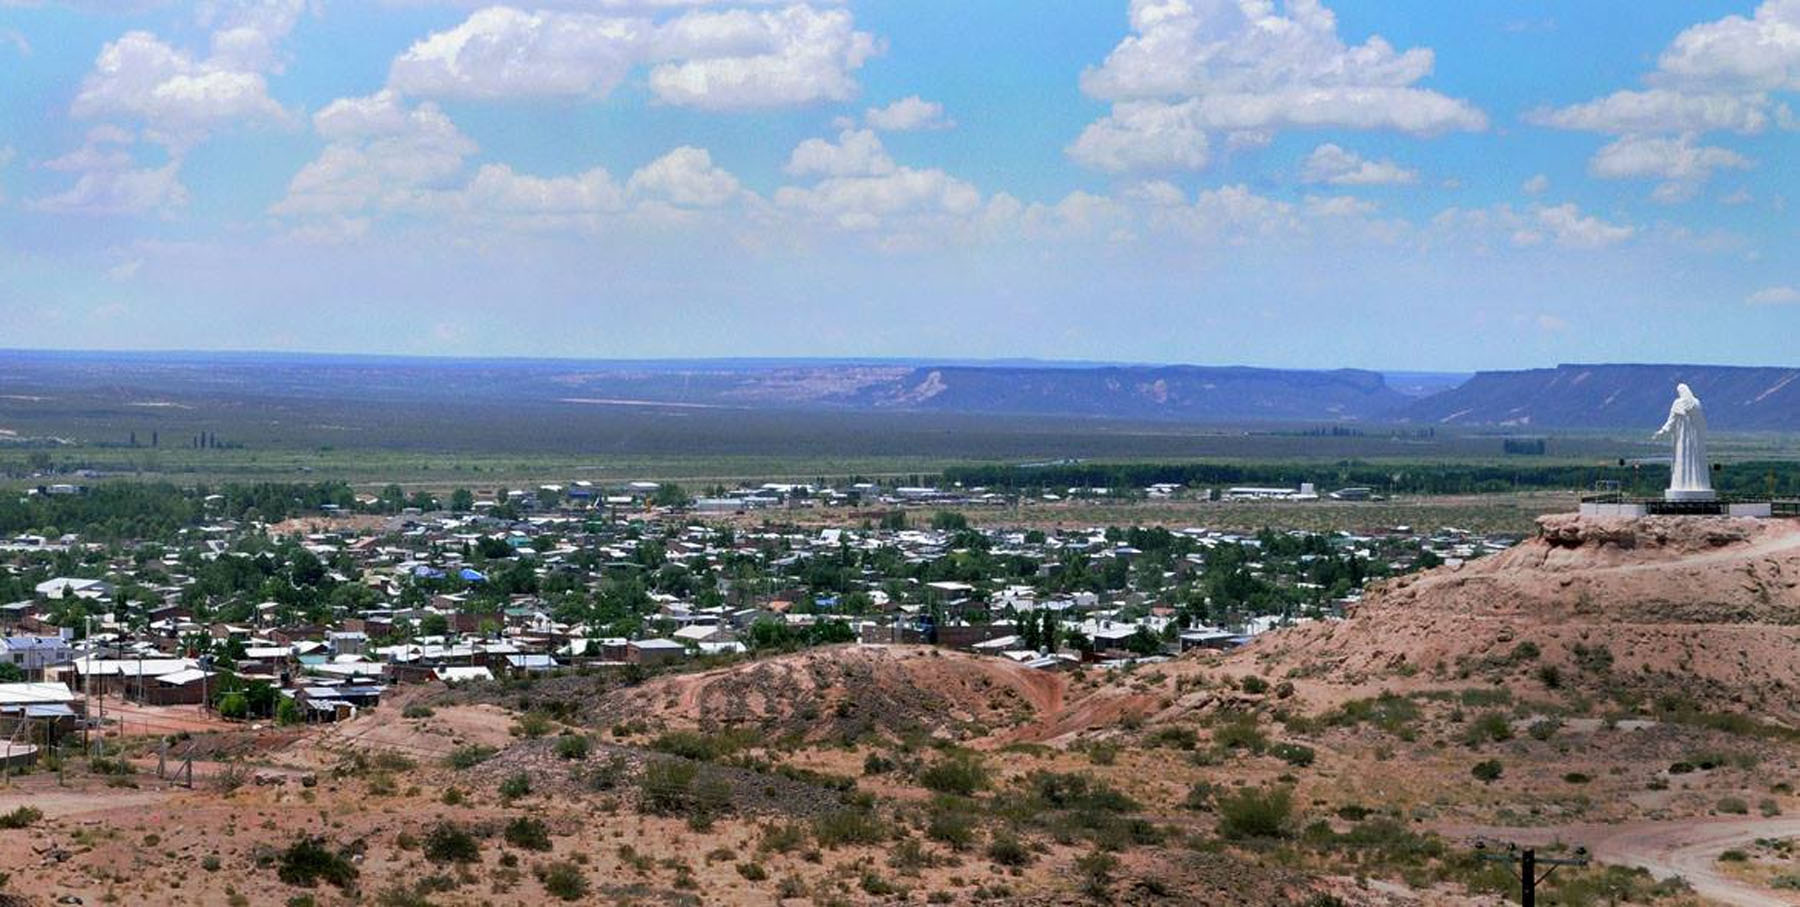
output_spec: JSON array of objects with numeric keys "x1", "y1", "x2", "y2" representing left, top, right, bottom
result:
[
  {"x1": 2, "y1": 635, "x2": 74, "y2": 679},
  {"x1": 627, "y1": 638, "x2": 688, "y2": 666},
  {"x1": 33, "y1": 577, "x2": 114, "y2": 600}
]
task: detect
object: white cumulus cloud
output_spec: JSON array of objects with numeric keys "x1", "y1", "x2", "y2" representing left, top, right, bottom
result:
[
  {"x1": 1300, "y1": 143, "x2": 1417, "y2": 185},
  {"x1": 784, "y1": 128, "x2": 895, "y2": 178},
  {"x1": 625, "y1": 146, "x2": 741, "y2": 207},
  {"x1": 864, "y1": 95, "x2": 952, "y2": 131},
  {"x1": 1747, "y1": 285, "x2": 1800, "y2": 305},
  {"x1": 1588, "y1": 132, "x2": 1750, "y2": 203},
  {"x1": 389, "y1": 4, "x2": 878, "y2": 110},
  {"x1": 1070, "y1": 0, "x2": 1484, "y2": 171}
]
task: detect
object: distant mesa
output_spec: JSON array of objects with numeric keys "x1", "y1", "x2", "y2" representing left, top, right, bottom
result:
[
  {"x1": 1397, "y1": 363, "x2": 1800, "y2": 430},
  {"x1": 10, "y1": 350, "x2": 1800, "y2": 428}
]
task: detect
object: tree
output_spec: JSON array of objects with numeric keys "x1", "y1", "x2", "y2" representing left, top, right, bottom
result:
[
  {"x1": 651, "y1": 484, "x2": 692, "y2": 509},
  {"x1": 450, "y1": 488, "x2": 475, "y2": 512},
  {"x1": 1124, "y1": 626, "x2": 1163, "y2": 656},
  {"x1": 419, "y1": 613, "x2": 451, "y2": 637}
]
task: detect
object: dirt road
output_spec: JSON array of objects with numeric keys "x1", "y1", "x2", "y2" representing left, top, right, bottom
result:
[{"x1": 1445, "y1": 817, "x2": 1800, "y2": 907}]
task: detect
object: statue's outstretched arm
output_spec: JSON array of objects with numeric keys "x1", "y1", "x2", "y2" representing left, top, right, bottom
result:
[{"x1": 1652, "y1": 409, "x2": 1676, "y2": 440}]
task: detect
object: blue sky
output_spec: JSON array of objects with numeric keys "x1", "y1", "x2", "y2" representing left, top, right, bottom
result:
[{"x1": 0, "y1": 0, "x2": 1796, "y2": 369}]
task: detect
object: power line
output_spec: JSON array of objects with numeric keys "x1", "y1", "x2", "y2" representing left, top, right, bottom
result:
[{"x1": 1473, "y1": 840, "x2": 1589, "y2": 907}]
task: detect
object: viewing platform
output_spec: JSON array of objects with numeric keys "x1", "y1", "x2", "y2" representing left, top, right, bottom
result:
[{"x1": 1578, "y1": 493, "x2": 1800, "y2": 519}]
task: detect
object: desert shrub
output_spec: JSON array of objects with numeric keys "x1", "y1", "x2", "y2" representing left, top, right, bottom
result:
[
  {"x1": 499, "y1": 772, "x2": 532, "y2": 800},
  {"x1": 813, "y1": 808, "x2": 887, "y2": 848},
  {"x1": 640, "y1": 759, "x2": 698, "y2": 814},
  {"x1": 1218, "y1": 786, "x2": 1295, "y2": 840},
  {"x1": 927, "y1": 799, "x2": 978, "y2": 849},
  {"x1": 0, "y1": 806, "x2": 42, "y2": 829},
  {"x1": 736, "y1": 862, "x2": 768, "y2": 881},
  {"x1": 1563, "y1": 772, "x2": 1591, "y2": 784},
  {"x1": 1075, "y1": 850, "x2": 1118, "y2": 896},
  {"x1": 1472, "y1": 760, "x2": 1504, "y2": 783},
  {"x1": 1329, "y1": 693, "x2": 1420, "y2": 737},
  {"x1": 1528, "y1": 719, "x2": 1562, "y2": 741},
  {"x1": 445, "y1": 745, "x2": 496, "y2": 770},
  {"x1": 422, "y1": 822, "x2": 482, "y2": 864},
  {"x1": 1017, "y1": 771, "x2": 1138, "y2": 813},
  {"x1": 758, "y1": 822, "x2": 809, "y2": 854},
  {"x1": 918, "y1": 753, "x2": 989, "y2": 796},
  {"x1": 1536, "y1": 665, "x2": 1563, "y2": 689},
  {"x1": 985, "y1": 832, "x2": 1033, "y2": 867},
  {"x1": 1762, "y1": 798, "x2": 1783, "y2": 817},
  {"x1": 276, "y1": 836, "x2": 359, "y2": 889},
  {"x1": 586, "y1": 754, "x2": 628, "y2": 791},
  {"x1": 89, "y1": 756, "x2": 134, "y2": 775},
  {"x1": 504, "y1": 817, "x2": 553, "y2": 851},
  {"x1": 888, "y1": 838, "x2": 938, "y2": 872},
  {"x1": 1719, "y1": 849, "x2": 1749, "y2": 862},
  {"x1": 535, "y1": 860, "x2": 588, "y2": 901},
  {"x1": 1543, "y1": 864, "x2": 1690, "y2": 904},
  {"x1": 1717, "y1": 797, "x2": 1750, "y2": 815},
  {"x1": 1240, "y1": 675, "x2": 1270, "y2": 695},
  {"x1": 1669, "y1": 761, "x2": 1697, "y2": 775},
  {"x1": 1571, "y1": 644, "x2": 1614, "y2": 674},
  {"x1": 863, "y1": 752, "x2": 896, "y2": 775},
  {"x1": 1147, "y1": 725, "x2": 1198, "y2": 750},
  {"x1": 860, "y1": 871, "x2": 900, "y2": 896},
  {"x1": 512, "y1": 711, "x2": 553, "y2": 738},
  {"x1": 1180, "y1": 781, "x2": 1217, "y2": 812},
  {"x1": 553, "y1": 735, "x2": 590, "y2": 761},
  {"x1": 1211, "y1": 714, "x2": 1268, "y2": 753},
  {"x1": 650, "y1": 729, "x2": 754, "y2": 762},
  {"x1": 371, "y1": 752, "x2": 415, "y2": 772},
  {"x1": 1464, "y1": 711, "x2": 1513, "y2": 746},
  {"x1": 401, "y1": 703, "x2": 434, "y2": 719},
  {"x1": 441, "y1": 786, "x2": 464, "y2": 805},
  {"x1": 1271, "y1": 742, "x2": 1316, "y2": 767}
]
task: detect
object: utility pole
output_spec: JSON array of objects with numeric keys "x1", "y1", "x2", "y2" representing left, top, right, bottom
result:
[{"x1": 1474, "y1": 841, "x2": 1589, "y2": 906}]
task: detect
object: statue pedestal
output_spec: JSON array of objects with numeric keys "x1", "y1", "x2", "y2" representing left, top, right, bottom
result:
[{"x1": 1664, "y1": 489, "x2": 1718, "y2": 502}]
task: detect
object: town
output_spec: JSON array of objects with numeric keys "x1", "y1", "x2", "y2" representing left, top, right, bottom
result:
[{"x1": 0, "y1": 477, "x2": 1496, "y2": 743}]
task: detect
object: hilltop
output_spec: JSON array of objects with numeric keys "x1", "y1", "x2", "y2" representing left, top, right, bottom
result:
[{"x1": 1253, "y1": 513, "x2": 1800, "y2": 720}]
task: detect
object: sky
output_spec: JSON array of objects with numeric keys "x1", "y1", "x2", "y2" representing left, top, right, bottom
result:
[{"x1": 0, "y1": 0, "x2": 1797, "y2": 370}]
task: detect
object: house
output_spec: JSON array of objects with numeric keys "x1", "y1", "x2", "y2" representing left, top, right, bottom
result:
[
  {"x1": 627, "y1": 638, "x2": 688, "y2": 666},
  {"x1": 672, "y1": 624, "x2": 726, "y2": 645},
  {"x1": 0, "y1": 681, "x2": 82, "y2": 719},
  {"x1": 294, "y1": 684, "x2": 385, "y2": 721},
  {"x1": 0, "y1": 681, "x2": 82, "y2": 745},
  {"x1": 2, "y1": 635, "x2": 74, "y2": 679},
  {"x1": 142, "y1": 668, "x2": 214, "y2": 706},
  {"x1": 432, "y1": 665, "x2": 494, "y2": 684},
  {"x1": 33, "y1": 577, "x2": 113, "y2": 601},
  {"x1": 327, "y1": 631, "x2": 368, "y2": 657},
  {"x1": 502, "y1": 653, "x2": 559, "y2": 676}
]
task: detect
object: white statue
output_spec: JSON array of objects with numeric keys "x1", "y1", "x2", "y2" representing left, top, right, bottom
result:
[{"x1": 1652, "y1": 383, "x2": 1714, "y2": 501}]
